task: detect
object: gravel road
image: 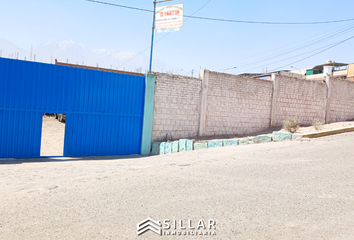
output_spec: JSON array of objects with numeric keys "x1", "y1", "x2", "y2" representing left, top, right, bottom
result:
[{"x1": 1, "y1": 132, "x2": 354, "y2": 239}]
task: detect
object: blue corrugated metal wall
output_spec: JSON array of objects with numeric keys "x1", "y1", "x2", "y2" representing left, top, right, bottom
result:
[{"x1": 0, "y1": 58, "x2": 145, "y2": 158}]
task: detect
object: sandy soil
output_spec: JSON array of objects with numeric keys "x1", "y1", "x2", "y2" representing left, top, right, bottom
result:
[
  {"x1": 1, "y1": 132, "x2": 354, "y2": 239},
  {"x1": 40, "y1": 116, "x2": 65, "y2": 156}
]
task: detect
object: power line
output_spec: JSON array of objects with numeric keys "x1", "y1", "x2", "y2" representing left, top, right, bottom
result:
[
  {"x1": 235, "y1": 39, "x2": 352, "y2": 74},
  {"x1": 186, "y1": 16, "x2": 354, "y2": 25},
  {"x1": 223, "y1": 23, "x2": 354, "y2": 72},
  {"x1": 84, "y1": 0, "x2": 354, "y2": 25},
  {"x1": 269, "y1": 35, "x2": 354, "y2": 72},
  {"x1": 215, "y1": 22, "x2": 354, "y2": 71},
  {"x1": 84, "y1": 0, "x2": 152, "y2": 12}
]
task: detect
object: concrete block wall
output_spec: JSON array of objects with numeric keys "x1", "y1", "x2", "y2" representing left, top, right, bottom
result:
[
  {"x1": 150, "y1": 71, "x2": 354, "y2": 147},
  {"x1": 151, "y1": 73, "x2": 202, "y2": 141},
  {"x1": 271, "y1": 75, "x2": 327, "y2": 126},
  {"x1": 201, "y1": 71, "x2": 273, "y2": 136},
  {"x1": 327, "y1": 77, "x2": 354, "y2": 123}
]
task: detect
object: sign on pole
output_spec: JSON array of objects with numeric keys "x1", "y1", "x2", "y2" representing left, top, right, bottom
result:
[{"x1": 155, "y1": 3, "x2": 183, "y2": 33}]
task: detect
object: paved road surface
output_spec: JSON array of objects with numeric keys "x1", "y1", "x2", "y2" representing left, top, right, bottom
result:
[{"x1": 1, "y1": 132, "x2": 354, "y2": 239}]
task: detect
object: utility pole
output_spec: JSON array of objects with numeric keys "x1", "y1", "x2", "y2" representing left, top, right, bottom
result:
[{"x1": 149, "y1": 0, "x2": 172, "y2": 73}]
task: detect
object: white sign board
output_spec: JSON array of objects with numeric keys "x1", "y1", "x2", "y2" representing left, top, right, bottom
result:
[{"x1": 155, "y1": 3, "x2": 183, "y2": 33}]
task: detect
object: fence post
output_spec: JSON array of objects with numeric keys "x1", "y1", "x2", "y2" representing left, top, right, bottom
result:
[
  {"x1": 198, "y1": 69, "x2": 209, "y2": 137},
  {"x1": 324, "y1": 76, "x2": 331, "y2": 124},
  {"x1": 270, "y1": 74, "x2": 279, "y2": 128},
  {"x1": 141, "y1": 73, "x2": 156, "y2": 155}
]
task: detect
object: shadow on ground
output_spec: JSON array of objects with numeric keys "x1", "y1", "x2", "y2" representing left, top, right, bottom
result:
[{"x1": 0, "y1": 154, "x2": 146, "y2": 165}]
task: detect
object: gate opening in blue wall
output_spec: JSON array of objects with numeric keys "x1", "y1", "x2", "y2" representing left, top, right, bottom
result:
[{"x1": 0, "y1": 58, "x2": 146, "y2": 158}]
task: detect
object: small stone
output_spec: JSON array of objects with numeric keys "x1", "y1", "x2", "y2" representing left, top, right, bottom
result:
[
  {"x1": 208, "y1": 140, "x2": 223, "y2": 148},
  {"x1": 273, "y1": 131, "x2": 292, "y2": 142},
  {"x1": 194, "y1": 142, "x2": 207, "y2": 150},
  {"x1": 46, "y1": 185, "x2": 58, "y2": 190},
  {"x1": 178, "y1": 164, "x2": 191, "y2": 167}
]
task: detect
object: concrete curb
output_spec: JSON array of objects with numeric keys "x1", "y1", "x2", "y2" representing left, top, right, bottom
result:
[
  {"x1": 299, "y1": 126, "x2": 354, "y2": 139},
  {"x1": 152, "y1": 131, "x2": 293, "y2": 155},
  {"x1": 151, "y1": 126, "x2": 354, "y2": 155}
]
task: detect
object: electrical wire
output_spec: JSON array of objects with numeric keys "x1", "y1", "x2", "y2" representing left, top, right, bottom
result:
[
  {"x1": 220, "y1": 23, "x2": 354, "y2": 72},
  {"x1": 83, "y1": 0, "x2": 354, "y2": 72},
  {"x1": 234, "y1": 39, "x2": 352, "y2": 74},
  {"x1": 213, "y1": 21, "x2": 354, "y2": 70},
  {"x1": 84, "y1": 0, "x2": 152, "y2": 12},
  {"x1": 84, "y1": 0, "x2": 354, "y2": 25},
  {"x1": 269, "y1": 35, "x2": 354, "y2": 72},
  {"x1": 245, "y1": 35, "x2": 354, "y2": 76}
]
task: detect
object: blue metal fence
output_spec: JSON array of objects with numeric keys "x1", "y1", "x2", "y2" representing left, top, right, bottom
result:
[{"x1": 0, "y1": 58, "x2": 145, "y2": 158}]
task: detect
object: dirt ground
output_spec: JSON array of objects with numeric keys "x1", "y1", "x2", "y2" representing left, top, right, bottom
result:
[
  {"x1": 40, "y1": 116, "x2": 65, "y2": 156},
  {"x1": 1, "y1": 131, "x2": 354, "y2": 239}
]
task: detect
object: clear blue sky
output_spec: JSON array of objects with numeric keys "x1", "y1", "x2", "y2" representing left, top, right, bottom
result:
[{"x1": 1, "y1": 0, "x2": 353, "y2": 74}]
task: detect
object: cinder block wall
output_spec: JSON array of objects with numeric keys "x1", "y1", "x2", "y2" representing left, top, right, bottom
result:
[
  {"x1": 151, "y1": 73, "x2": 202, "y2": 141},
  {"x1": 151, "y1": 71, "x2": 354, "y2": 143},
  {"x1": 272, "y1": 75, "x2": 327, "y2": 126},
  {"x1": 327, "y1": 77, "x2": 354, "y2": 123},
  {"x1": 202, "y1": 71, "x2": 273, "y2": 136}
]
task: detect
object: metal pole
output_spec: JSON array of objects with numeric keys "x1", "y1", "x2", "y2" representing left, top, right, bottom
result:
[
  {"x1": 148, "y1": 0, "x2": 172, "y2": 73},
  {"x1": 149, "y1": 2, "x2": 157, "y2": 73}
]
